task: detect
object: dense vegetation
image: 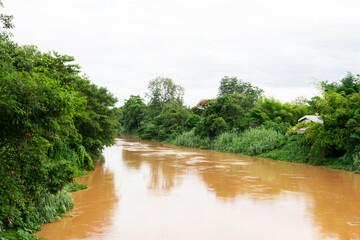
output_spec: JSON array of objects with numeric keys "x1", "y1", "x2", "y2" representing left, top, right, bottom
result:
[
  {"x1": 0, "y1": 4, "x2": 120, "y2": 239},
  {"x1": 120, "y1": 74, "x2": 360, "y2": 174}
]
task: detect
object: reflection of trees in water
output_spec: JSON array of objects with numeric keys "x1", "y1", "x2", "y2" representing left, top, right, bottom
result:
[
  {"x1": 122, "y1": 143, "x2": 185, "y2": 191},
  {"x1": 36, "y1": 157, "x2": 118, "y2": 240},
  {"x1": 120, "y1": 137, "x2": 360, "y2": 239}
]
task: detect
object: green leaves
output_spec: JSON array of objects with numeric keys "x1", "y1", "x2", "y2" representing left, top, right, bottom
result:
[{"x1": 0, "y1": 38, "x2": 118, "y2": 232}]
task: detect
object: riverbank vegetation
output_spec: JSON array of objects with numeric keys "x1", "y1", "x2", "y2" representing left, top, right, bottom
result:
[
  {"x1": 120, "y1": 74, "x2": 360, "y2": 174},
  {"x1": 0, "y1": 3, "x2": 120, "y2": 239}
]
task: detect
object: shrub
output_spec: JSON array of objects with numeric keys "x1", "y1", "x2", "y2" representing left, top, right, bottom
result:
[
  {"x1": 171, "y1": 129, "x2": 212, "y2": 149},
  {"x1": 28, "y1": 191, "x2": 74, "y2": 225},
  {"x1": 260, "y1": 135, "x2": 310, "y2": 163}
]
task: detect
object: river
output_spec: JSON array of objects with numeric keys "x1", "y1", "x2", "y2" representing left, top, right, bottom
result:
[{"x1": 36, "y1": 136, "x2": 360, "y2": 240}]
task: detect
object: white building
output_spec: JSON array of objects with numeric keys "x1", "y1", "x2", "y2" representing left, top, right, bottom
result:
[
  {"x1": 296, "y1": 115, "x2": 323, "y2": 134},
  {"x1": 298, "y1": 115, "x2": 323, "y2": 124}
]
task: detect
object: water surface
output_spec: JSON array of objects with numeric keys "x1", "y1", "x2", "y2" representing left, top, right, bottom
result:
[{"x1": 36, "y1": 136, "x2": 360, "y2": 240}]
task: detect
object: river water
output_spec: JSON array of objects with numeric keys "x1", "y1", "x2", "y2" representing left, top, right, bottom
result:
[{"x1": 36, "y1": 136, "x2": 360, "y2": 240}]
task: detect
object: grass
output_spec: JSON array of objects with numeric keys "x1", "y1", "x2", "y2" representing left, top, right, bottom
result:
[
  {"x1": 323, "y1": 157, "x2": 350, "y2": 171},
  {"x1": 171, "y1": 129, "x2": 212, "y2": 149},
  {"x1": 63, "y1": 181, "x2": 88, "y2": 192},
  {"x1": 213, "y1": 127, "x2": 282, "y2": 155},
  {"x1": 0, "y1": 229, "x2": 43, "y2": 240},
  {"x1": 259, "y1": 137, "x2": 310, "y2": 163},
  {"x1": 28, "y1": 191, "x2": 74, "y2": 225}
]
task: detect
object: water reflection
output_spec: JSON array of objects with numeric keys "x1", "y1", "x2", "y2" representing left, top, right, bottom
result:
[
  {"x1": 120, "y1": 137, "x2": 360, "y2": 240},
  {"x1": 36, "y1": 136, "x2": 360, "y2": 240}
]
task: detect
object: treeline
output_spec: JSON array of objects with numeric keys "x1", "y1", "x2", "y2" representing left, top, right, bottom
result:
[
  {"x1": 120, "y1": 74, "x2": 360, "y2": 173},
  {"x1": 0, "y1": 6, "x2": 120, "y2": 239}
]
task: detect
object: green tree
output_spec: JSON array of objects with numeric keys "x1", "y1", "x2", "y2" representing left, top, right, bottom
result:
[
  {"x1": 121, "y1": 95, "x2": 146, "y2": 133},
  {"x1": 218, "y1": 76, "x2": 263, "y2": 105},
  {"x1": 249, "y1": 97, "x2": 309, "y2": 126},
  {"x1": 146, "y1": 77, "x2": 184, "y2": 109},
  {"x1": 196, "y1": 93, "x2": 248, "y2": 137}
]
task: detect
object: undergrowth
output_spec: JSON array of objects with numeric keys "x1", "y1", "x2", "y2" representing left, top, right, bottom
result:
[
  {"x1": 64, "y1": 181, "x2": 88, "y2": 192},
  {"x1": 259, "y1": 135, "x2": 310, "y2": 163}
]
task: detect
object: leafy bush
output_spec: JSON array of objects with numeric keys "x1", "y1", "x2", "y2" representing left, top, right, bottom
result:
[
  {"x1": 171, "y1": 129, "x2": 212, "y2": 149},
  {"x1": 64, "y1": 181, "x2": 88, "y2": 192},
  {"x1": 213, "y1": 131, "x2": 241, "y2": 153},
  {"x1": 260, "y1": 135, "x2": 310, "y2": 163},
  {"x1": 213, "y1": 127, "x2": 282, "y2": 155},
  {"x1": 28, "y1": 191, "x2": 74, "y2": 225}
]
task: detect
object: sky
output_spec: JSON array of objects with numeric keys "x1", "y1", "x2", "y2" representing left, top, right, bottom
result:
[{"x1": 3, "y1": 0, "x2": 360, "y2": 107}]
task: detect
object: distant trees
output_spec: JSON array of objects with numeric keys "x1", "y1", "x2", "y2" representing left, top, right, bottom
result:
[
  {"x1": 249, "y1": 97, "x2": 309, "y2": 126},
  {"x1": 146, "y1": 77, "x2": 184, "y2": 109},
  {"x1": 121, "y1": 95, "x2": 146, "y2": 133},
  {"x1": 118, "y1": 72, "x2": 360, "y2": 173},
  {"x1": 218, "y1": 76, "x2": 263, "y2": 105}
]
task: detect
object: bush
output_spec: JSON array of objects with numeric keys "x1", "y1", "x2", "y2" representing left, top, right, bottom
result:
[
  {"x1": 64, "y1": 181, "x2": 88, "y2": 192},
  {"x1": 237, "y1": 127, "x2": 282, "y2": 155},
  {"x1": 28, "y1": 191, "x2": 74, "y2": 225},
  {"x1": 260, "y1": 135, "x2": 310, "y2": 163},
  {"x1": 213, "y1": 127, "x2": 282, "y2": 155},
  {"x1": 171, "y1": 129, "x2": 212, "y2": 149},
  {"x1": 213, "y1": 131, "x2": 242, "y2": 153},
  {"x1": 308, "y1": 136, "x2": 325, "y2": 165}
]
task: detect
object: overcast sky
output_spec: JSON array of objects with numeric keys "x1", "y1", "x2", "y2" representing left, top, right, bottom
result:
[{"x1": 3, "y1": 0, "x2": 360, "y2": 106}]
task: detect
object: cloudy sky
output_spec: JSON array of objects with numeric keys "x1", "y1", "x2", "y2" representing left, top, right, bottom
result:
[{"x1": 3, "y1": 0, "x2": 360, "y2": 106}]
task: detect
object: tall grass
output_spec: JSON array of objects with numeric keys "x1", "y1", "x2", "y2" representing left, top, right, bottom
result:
[
  {"x1": 171, "y1": 129, "x2": 212, "y2": 149},
  {"x1": 64, "y1": 181, "x2": 88, "y2": 192},
  {"x1": 259, "y1": 135, "x2": 310, "y2": 163},
  {"x1": 28, "y1": 190, "x2": 74, "y2": 224},
  {"x1": 214, "y1": 127, "x2": 282, "y2": 155},
  {"x1": 213, "y1": 131, "x2": 242, "y2": 153}
]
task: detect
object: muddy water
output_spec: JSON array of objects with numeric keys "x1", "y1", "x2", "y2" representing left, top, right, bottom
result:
[{"x1": 36, "y1": 136, "x2": 360, "y2": 240}]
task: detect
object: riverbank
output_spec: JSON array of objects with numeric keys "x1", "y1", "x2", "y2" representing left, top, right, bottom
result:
[
  {"x1": 0, "y1": 180, "x2": 88, "y2": 240},
  {"x1": 28, "y1": 136, "x2": 360, "y2": 239},
  {"x1": 124, "y1": 130, "x2": 351, "y2": 174}
]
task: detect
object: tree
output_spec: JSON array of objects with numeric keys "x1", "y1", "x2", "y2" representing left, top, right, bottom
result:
[
  {"x1": 191, "y1": 98, "x2": 217, "y2": 115},
  {"x1": 322, "y1": 72, "x2": 360, "y2": 95},
  {"x1": 218, "y1": 76, "x2": 263, "y2": 105},
  {"x1": 146, "y1": 77, "x2": 184, "y2": 109},
  {"x1": 139, "y1": 103, "x2": 190, "y2": 140},
  {"x1": 196, "y1": 93, "x2": 248, "y2": 137},
  {"x1": 249, "y1": 97, "x2": 309, "y2": 126},
  {"x1": 121, "y1": 95, "x2": 146, "y2": 133},
  {"x1": 0, "y1": 1, "x2": 14, "y2": 40}
]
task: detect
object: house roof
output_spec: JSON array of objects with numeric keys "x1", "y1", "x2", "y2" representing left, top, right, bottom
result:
[{"x1": 298, "y1": 115, "x2": 323, "y2": 124}]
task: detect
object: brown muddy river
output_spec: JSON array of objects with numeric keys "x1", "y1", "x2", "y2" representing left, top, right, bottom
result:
[{"x1": 36, "y1": 136, "x2": 360, "y2": 240}]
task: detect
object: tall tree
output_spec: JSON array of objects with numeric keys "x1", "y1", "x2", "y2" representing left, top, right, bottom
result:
[
  {"x1": 218, "y1": 76, "x2": 263, "y2": 105},
  {"x1": 146, "y1": 77, "x2": 184, "y2": 109},
  {"x1": 121, "y1": 95, "x2": 146, "y2": 133}
]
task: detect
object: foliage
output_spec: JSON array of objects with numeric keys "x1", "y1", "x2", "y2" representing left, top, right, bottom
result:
[
  {"x1": 322, "y1": 72, "x2": 360, "y2": 95},
  {"x1": 139, "y1": 103, "x2": 190, "y2": 141},
  {"x1": 27, "y1": 191, "x2": 74, "y2": 225},
  {"x1": 213, "y1": 127, "x2": 282, "y2": 155},
  {"x1": 342, "y1": 109, "x2": 360, "y2": 172},
  {"x1": 146, "y1": 77, "x2": 184, "y2": 109},
  {"x1": 218, "y1": 76, "x2": 263, "y2": 105},
  {"x1": 260, "y1": 135, "x2": 311, "y2": 163},
  {"x1": 121, "y1": 95, "x2": 146, "y2": 133},
  {"x1": 119, "y1": 72, "x2": 360, "y2": 175},
  {"x1": 171, "y1": 129, "x2": 211, "y2": 149},
  {"x1": 0, "y1": 5, "x2": 119, "y2": 236},
  {"x1": 63, "y1": 181, "x2": 88, "y2": 192},
  {"x1": 191, "y1": 98, "x2": 217, "y2": 115},
  {"x1": 249, "y1": 97, "x2": 309, "y2": 126},
  {"x1": 195, "y1": 93, "x2": 248, "y2": 137}
]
